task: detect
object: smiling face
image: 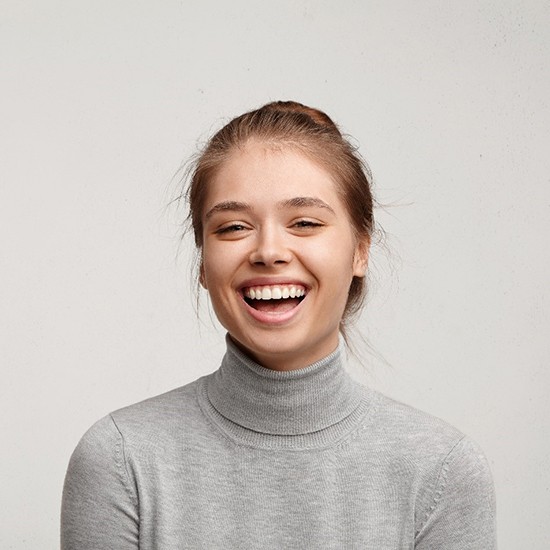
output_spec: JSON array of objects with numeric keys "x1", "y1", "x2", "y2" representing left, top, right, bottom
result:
[{"x1": 200, "y1": 140, "x2": 369, "y2": 371}]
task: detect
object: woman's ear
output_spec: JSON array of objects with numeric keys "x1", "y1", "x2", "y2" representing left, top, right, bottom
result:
[
  {"x1": 199, "y1": 262, "x2": 207, "y2": 289},
  {"x1": 352, "y1": 238, "x2": 370, "y2": 278}
]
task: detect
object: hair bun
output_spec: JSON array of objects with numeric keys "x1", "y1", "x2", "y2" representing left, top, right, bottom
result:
[{"x1": 262, "y1": 101, "x2": 341, "y2": 134}]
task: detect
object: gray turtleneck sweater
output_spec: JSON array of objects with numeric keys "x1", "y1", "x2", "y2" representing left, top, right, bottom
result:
[{"x1": 61, "y1": 340, "x2": 496, "y2": 549}]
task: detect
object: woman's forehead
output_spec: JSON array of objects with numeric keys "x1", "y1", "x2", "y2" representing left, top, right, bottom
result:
[{"x1": 206, "y1": 141, "x2": 339, "y2": 201}]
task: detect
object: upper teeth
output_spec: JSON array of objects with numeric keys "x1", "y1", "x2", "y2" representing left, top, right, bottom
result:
[{"x1": 244, "y1": 285, "x2": 306, "y2": 300}]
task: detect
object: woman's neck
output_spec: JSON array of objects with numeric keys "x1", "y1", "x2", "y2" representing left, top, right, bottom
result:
[
  {"x1": 206, "y1": 335, "x2": 364, "y2": 436},
  {"x1": 227, "y1": 333, "x2": 341, "y2": 372}
]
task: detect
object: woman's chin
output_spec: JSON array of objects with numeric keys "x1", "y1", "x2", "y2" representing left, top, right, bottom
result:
[{"x1": 228, "y1": 330, "x2": 339, "y2": 372}]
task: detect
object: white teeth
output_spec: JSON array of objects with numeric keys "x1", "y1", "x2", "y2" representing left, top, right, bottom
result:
[{"x1": 244, "y1": 285, "x2": 306, "y2": 300}]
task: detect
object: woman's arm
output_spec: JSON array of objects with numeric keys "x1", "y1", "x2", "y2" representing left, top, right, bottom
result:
[
  {"x1": 415, "y1": 436, "x2": 497, "y2": 549},
  {"x1": 61, "y1": 415, "x2": 139, "y2": 549}
]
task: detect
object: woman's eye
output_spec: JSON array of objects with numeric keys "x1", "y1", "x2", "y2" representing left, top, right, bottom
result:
[
  {"x1": 215, "y1": 224, "x2": 248, "y2": 234},
  {"x1": 292, "y1": 220, "x2": 323, "y2": 229}
]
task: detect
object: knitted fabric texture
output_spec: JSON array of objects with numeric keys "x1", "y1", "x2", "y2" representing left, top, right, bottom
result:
[{"x1": 62, "y1": 338, "x2": 496, "y2": 549}]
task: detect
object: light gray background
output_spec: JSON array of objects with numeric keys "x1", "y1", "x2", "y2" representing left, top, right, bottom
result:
[{"x1": 2, "y1": 1, "x2": 549, "y2": 548}]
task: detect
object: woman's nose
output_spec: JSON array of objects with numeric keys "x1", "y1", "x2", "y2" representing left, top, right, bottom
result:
[{"x1": 248, "y1": 228, "x2": 292, "y2": 267}]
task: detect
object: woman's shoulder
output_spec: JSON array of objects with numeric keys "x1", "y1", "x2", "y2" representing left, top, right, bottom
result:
[
  {"x1": 110, "y1": 376, "x2": 204, "y2": 429},
  {"x1": 366, "y1": 389, "x2": 464, "y2": 444},
  {"x1": 363, "y1": 389, "x2": 496, "y2": 541},
  {"x1": 364, "y1": 388, "x2": 492, "y2": 475},
  {"x1": 61, "y1": 380, "x2": 206, "y2": 546},
  {"x1": 73, "y1": 377, "x2": 207, "y2": 460}
]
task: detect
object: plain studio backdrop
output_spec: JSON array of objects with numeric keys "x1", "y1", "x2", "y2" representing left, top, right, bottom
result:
[{"x1": 1, "y1": 1, "x2": 549, "y2": 548}]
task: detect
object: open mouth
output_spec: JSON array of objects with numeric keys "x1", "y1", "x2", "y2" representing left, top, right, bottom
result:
[{"x1": 242, "y1": 284, "x2": 307, "y2": 313}]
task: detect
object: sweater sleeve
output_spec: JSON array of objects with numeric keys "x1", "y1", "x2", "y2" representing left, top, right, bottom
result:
[
  {"x1": 415, "y1": 436, "x2": 497, "y2": 549},
  {"x1": 61, "y1": 415, "x2": 139, "y2": 550}
]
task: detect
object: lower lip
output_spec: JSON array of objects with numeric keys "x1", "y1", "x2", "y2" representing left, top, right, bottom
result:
[{"x1": 239, "y1": 295, "x2": 305, "y2": 325}]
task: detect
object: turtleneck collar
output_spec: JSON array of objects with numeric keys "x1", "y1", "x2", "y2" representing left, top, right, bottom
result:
[{"x1": 205, "y1": 335, "x2": 366, "y2": 437}]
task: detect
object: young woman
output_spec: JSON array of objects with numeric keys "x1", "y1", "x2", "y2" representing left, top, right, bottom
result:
[{"x1": 62, "y1": 101, "x2": 496, "y2": 549}]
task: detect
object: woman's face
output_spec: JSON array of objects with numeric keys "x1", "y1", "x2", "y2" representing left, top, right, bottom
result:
[{"x1": 200, "y1": 140, "x2": 368, "y2": 371}]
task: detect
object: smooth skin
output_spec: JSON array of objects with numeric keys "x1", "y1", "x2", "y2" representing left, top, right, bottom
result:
[{"x1": 200, "y1": 140, "x2": 369, "y2": 371}]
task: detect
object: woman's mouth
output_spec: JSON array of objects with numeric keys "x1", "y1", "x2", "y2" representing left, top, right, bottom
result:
[{"x1": 242, "y1": 284, "x2": 307, "y2": 313}]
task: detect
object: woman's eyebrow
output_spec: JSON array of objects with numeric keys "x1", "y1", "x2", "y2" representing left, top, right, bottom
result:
[
  {"x1": 204, "y1": 196, "x2": 335, "y2": 220},
  {"x1": 204, "y1": 201, "x2": 251, "y2": 220},
  {"x1": 280, "y1": 196, "x2": 335, "y2": 214}
]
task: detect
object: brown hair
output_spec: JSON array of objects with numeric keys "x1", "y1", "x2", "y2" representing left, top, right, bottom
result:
[{"x1": 185, "y1": 100, "x2": 375, "y2": 329}]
